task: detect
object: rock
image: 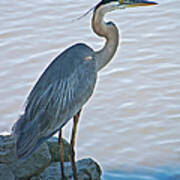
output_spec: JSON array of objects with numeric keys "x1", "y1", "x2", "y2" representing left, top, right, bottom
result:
[
  {"x1": 9, "y1": 143, "x2": 51, "y2": 180},
  {"x1": 0, "y1": 164, "x2": 15, "y2": 180},
  {"x1": 0, "y1": 134, "x2": 102, "y2": 180},
  {"x1": 30, "y1": 176, "x2": 40, "y2": 180},
  {"x1": 47, "y1": 137, "x2": 70, "y2": 162},
  {"x1": 75, "y1": 158, "x2": 102, "y2": 180},
  {"x1": 0, "y1": 134, "x2": 51, "y2": 180},
  {"x1": 31, "y1": 158, "x2": 102, "y2": 180}
]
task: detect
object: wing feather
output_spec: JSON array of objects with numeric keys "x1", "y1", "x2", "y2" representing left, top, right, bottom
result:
[{"x1": 13, "y1": 43, "x2": 97, "y2": 158}]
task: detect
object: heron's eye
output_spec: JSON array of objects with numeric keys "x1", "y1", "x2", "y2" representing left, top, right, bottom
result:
[
  {"x1": 121, "y1": 0, "x2": 130, "y2": 4},
  {"x1": 120, "y1": 0, "x2": 123, "y2": 4}
]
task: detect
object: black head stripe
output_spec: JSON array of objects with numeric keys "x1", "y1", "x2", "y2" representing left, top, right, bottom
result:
[
  {"x1": 95, "y1": 0, "x2": 119, "y2": 10},
  {"x1": 101, "y1": 0, "x2": 118, "y2": 3}
]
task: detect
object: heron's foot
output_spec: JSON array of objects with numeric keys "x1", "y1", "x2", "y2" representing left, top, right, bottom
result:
[
  {"x1": 68, "y1": 111, "x2": 81, "y2": 180},
  {"x1": 60, "y1": 163, "x2": 65, "y2": 180},
  {"x1": 58, "y1": 130, "x2": 66, "y2": 180},
  {"x1": 69, "y1": 146, "x2": 78, "y2": 180},
  {"x1": 60, "y1": 171, "x2": 67, "y2": 180}
]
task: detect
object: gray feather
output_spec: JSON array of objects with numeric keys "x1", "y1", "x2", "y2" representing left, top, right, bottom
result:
[{"x1": 12, "y1": 43, "x2": 97, "y2": 158}]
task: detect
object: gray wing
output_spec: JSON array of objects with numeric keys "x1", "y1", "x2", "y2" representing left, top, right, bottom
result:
[{"x1": 12, "y1": 43, "x2": 97, "y2": 158}]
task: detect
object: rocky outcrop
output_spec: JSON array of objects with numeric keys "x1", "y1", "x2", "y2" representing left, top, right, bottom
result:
[
  {"x1": 31, "y1": 158, "x2": 101, "y2": 180},
  {"x1": 0, "y1": 164, "x2": 14, "y2": 180},
  {"x1": 0, "y1": 134, "x2": 102, "y2": 180},
  {"x1": 0, "y1": 135, "x2": 51, "y2": 179},
  {"x1": 46, "y1": 136, "x2": 70, "y2": 162}
]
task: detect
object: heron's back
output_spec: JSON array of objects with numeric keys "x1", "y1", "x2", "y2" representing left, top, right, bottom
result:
[{"x1": 12, "y1": 43, "x2": 97, "y2": 158}]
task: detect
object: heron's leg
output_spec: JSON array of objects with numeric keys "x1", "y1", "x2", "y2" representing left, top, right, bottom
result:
[
  {"x1": 58, "y1": 129, "x2": 65, "y2": 180},
  {"x1": 69, "y1": 110, "x2": 81, "y2": 180}
]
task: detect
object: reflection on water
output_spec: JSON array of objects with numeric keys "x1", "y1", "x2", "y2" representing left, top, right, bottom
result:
[
  {"x1": 103, "y1": 166, "x2": 180, "y2": 180},
  {"x1": 0, "y1": 0, "x2": 180, "y2": 179}
]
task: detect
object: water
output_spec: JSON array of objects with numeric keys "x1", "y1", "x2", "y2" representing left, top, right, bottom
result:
[{"x1": 0, "y1": 0, "x2": 180, "y2": 179}]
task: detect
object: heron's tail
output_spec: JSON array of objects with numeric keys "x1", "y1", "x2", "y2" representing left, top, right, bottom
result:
[{"x1": 12, "y1": 115, "x2": 40, "y2": 159}]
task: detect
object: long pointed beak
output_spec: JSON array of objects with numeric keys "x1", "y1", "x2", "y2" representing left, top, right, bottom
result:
[{"x1": 126, "y1": 0, "x2": 158, "y2": 8}]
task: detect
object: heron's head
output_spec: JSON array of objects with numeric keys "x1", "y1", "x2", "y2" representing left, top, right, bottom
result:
[{"x1": 96, "y1": 0, "x2": 158, "y2": 12}]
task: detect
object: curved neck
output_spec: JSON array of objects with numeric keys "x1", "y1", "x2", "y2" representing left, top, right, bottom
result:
[{"x1": 92, "y1": 6, "x2": 119, "y2": 71}]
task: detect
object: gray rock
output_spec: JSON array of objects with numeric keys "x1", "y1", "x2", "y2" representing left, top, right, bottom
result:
[
  {"x1": 47, "y1": 137, "x2": 71, "y2": 162},
  {"x1": 31, "y1": 158, "x2": 102, "y2": 180},
  {"x1": 0, "y1": 134, "x2": 51, "y2": 180},
  {"x1": 9, "y1": 143, "x2": 51, "y2": 180},
  {"x1": 0, "y1": 164, "x2": 15, "y2": 180},
  {"x1": 0, "y1": 134, "x2": 102, "y2": 180},
  {"x1": 75, "y1": 158, "x2": 102, "y2": 180}
]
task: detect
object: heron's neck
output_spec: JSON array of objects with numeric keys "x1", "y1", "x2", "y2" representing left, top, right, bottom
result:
[{"x1": 92, "y1": 7, "x2": 119, "y2": 71}]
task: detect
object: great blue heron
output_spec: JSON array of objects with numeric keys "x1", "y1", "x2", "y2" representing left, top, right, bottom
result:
[{"x1": 12, "y1": 0, "x2": 157, "y2": 179}]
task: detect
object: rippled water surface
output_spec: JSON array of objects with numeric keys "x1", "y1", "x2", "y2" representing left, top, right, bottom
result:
[{"x1": 0, "y1": 0, "x2": 180, "y2": 179}]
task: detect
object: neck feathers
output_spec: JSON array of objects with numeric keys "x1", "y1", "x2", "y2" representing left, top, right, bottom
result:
[{"x1": 92, "y1": 4, "x2": 119, "y2": 71}]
